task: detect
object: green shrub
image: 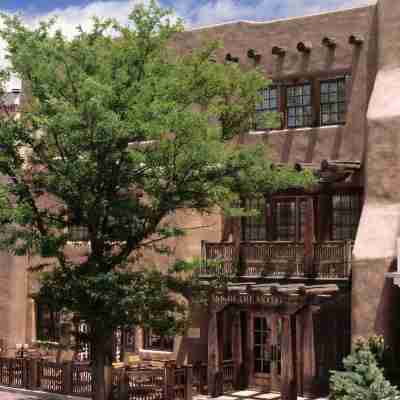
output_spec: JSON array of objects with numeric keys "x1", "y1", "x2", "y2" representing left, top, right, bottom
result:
[{"x1": 330, "y1": 336, "x2": 399, "y2": 400}]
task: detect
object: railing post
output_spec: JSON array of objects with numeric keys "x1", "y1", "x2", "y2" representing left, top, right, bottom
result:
[
  {"x1": 28, "y1": 359, "x2": 39, "y2": 390},
  {"x1": 185, "y1": 365, "x2": 193, "y2": 400},
  {"x1": 119, "y1": 368, "x2": 129, "y2": 400},
  {"x1": 165, "y1": 363, "x2": 175, "y2": 400},
  {"x1": 63, "y1": 361, "x2": 72, "y2": 395}
]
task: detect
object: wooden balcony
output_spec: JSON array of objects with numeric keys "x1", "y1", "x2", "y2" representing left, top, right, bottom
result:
[{"x1": 200, "y1": 240, "x2": 353, "y2": 280}]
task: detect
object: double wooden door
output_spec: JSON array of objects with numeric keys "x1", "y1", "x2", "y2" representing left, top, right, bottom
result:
[{"x1": 249, "y1": 313, "x2": 283, "y2": 392}]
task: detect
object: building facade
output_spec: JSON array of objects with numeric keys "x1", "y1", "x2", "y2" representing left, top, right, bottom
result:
[{"x1": 1, "y1": 0, "x2": 400, "y2": 398}]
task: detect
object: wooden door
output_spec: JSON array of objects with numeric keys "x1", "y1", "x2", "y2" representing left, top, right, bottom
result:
[{"x1": 250, "y1": 313, "x2": 282, "y2": 392}]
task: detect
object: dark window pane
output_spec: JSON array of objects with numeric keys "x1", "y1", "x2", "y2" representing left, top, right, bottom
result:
[
  {"x1": 242, "y1": 197, "x2": 267, "y2": 241},
  {"x1": 332, "y1": 193, "x2": 362, "y2": 240},
  {"x1": 286, "y1": 83, "x2": 312, "y2": 128},
  {"x1": 255, "y1": 86, "x2": 280, "y2": 130},
  {"x1": 320, "y1": 77, "x2": 347, "y2": 125}
]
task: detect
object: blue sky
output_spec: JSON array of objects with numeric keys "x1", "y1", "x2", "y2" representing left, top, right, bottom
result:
[{"x1": 0, "y1": 0, "x2": 373, "y2": 29}]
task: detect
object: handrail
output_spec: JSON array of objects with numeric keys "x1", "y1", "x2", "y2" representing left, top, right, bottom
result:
[{"x1": 201, "y1": 240, "x2": 353, "y2": 279}]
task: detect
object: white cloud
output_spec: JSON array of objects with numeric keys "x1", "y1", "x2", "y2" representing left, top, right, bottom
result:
[
  {"x1": 22, "y1": 0, "x2": 146, "y2": 38},
  {"x1": 178, "y1": 0, "x2": 376, "y2": 27}
]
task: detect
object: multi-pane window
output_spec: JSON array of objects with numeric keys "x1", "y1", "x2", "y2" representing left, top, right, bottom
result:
[
  {"x1": 274, "y1": 198, "x2": 307, "y2": 241},
  {"x1": 68, "y1": 226, "x2": 89, "y2": 241},
  {"x1": 255, "y1": 87, "x2": 279, "y2": 130},
  {"x1": 144, "y1": 329, "x2": 174, "y2": 352},
  {"x1": 332, "y1": 193, "x2": 362, "y2": 240},
  {"x1": 36, "y1": 303, "x2": 61, "y2": 342},
  {"x1": 254, "y1": 317, "x2": 271, "y2": 374},
  {"x1": 242, "y1": 197, "x2": 267, "y2": 241},
  {"x1": 286, "y1": 84, "x2": 312, "y2": 128},
  {"x1": 76, "y1": 320, "x2": 91, "y2": 362},
  {"x1": 320, "y1": 78, "x2": 347, "y2": 125}
]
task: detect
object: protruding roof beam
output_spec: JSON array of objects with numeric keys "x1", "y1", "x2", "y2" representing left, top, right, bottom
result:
[
  {"x1": 297, "y1": 41, "x2": 312, "y2": 53},
  {"x1": 322, "y1": 36, "x2": 337, "y2": 49},
  {"x1": 271, "y1": 46, "x2": 286, "y2": 57},
  {"x1": 247, "y1": 48, "x2": 262, "y2": 63},
  {"x1": 225, "y1": 53, "x2": 239, "y2": 63},
  {"x1": 348, "y1": 34, "x2": 364, "y2": 46}
]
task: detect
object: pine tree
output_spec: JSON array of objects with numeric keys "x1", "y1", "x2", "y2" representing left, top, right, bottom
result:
[{"x1": 330, "y1": 337, "x2": 399, "y2": 400}]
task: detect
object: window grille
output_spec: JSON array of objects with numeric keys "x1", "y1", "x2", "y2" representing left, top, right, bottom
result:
[
  {"x1": 332, "y1": 193, "x2": 362, "y2": 240},
  {"x1": 242, "y1": 197, "x2": 267, "y2": 241},
  {"x1": 76, "y1": 321, "x2": 91, "y2": 362},
  {"x1": 143, "y1": 329, "x2": 174, "y2": 352},
  {"x1": 253, "y1": 317, "x2": 271, "y2": 374},
  {"x1": 286, "y1": 83, "x2": 312, "y2": 128},
  {"x1": 36, "y1": 303, "x2": 61, "y2": 342},
  {"x1": 68, "y1": 226, "x2": 89, "y2": 241},
  {"x1": 320, "y1": 78, "x2": 347, "y2": 125},
  {"x1": 275, "y1": 198, "x2": 307, "y2": 242},
  {"x1": 255, "y1": 86, "x2": 279, "y2": 130}
]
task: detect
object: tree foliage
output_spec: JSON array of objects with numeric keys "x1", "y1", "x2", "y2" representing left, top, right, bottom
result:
[
  {"x1": 0, "y1": 2, "x2": 314, "y2": 398},
  {"x1": 330, "y1": 336, "x2": 399, "y2": 400}
]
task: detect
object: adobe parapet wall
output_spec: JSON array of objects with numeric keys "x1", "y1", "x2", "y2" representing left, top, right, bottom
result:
[
  {"x1": 353, "y1": 0, "x2": 400, "y2": 349},
  {"x1": 175, "y1": 5, "x2": 376, "y2": 165}
]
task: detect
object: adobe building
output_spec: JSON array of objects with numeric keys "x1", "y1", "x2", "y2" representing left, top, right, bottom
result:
[{"x1": 1, "y1": 0, "x2": 400, "y2": 398}]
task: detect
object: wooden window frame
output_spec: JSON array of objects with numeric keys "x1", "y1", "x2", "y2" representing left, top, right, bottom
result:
[
  {"x1": 286, "y1": 82, "x2": 313, "y2": 129},
  {"x1": 143, "y1": 328, "x2": 174, "y2": 352},
  {"x1": 320, "y1": 77, "x2": 347, "y2": 126},
  {"x1": 241, "y1": 196, "x2": 268, "y2": 242},
  {"x1": 272, "y1": 196, "x2": 308, "y2": 242},
  {"x1": 36, "y1": 302, "x2": 61, "y2": 343},
  {"x1": 254, "y1": 86, "x2": 280, "y2": 131},
  {"x1": 254, "y1": 73, "x2": 351, "y2": 132},
  {"x1": 331, "y1": 191, "x2": 363, "y2": 241}
]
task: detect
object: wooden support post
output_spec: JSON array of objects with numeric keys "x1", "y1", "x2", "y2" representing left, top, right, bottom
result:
[
  {"x1": 232, "y1": 310, "x2": 243, "y2": 389},
  {"x1": 232, "y1": 216, "x2": 243, "y2": 275},
  {"x1": 295, "y1": 313, "x2": 304, "y2": 397},
  {"x1": 28, "y1": 359, "x2": 39, "y2": 390},
  {"x1": 208, "y1": 308, "x2": 220, "y2": 397},
  {"x1": 119, "y1": 368, "x2": 129, "y2": 400},
  {"x1": 185, "y1": 365, "x2": 193, "y2": 400},
  {"x1": 303, "y1": 308, "x2": 316, "y2": 397},
  {"x1": 281, "y1": 315, "x2": 297, "y2": 400},
  {"x1": 63, "y1": 361, "x2": 73, "y2": 395},
  {"x1": 304, "y1": 197, "x2": 315, "y2": 275},
  {"x1": 317, "y1": 194, "x2": 332, "y2": 242}
]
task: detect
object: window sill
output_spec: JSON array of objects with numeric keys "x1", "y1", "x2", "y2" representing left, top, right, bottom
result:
[
  {"x1": 249, "y1": 124, "x2": 344, "y2": 135},
  {"x1": 140, "y1": 349, "x2": 174, "y2": 354}
]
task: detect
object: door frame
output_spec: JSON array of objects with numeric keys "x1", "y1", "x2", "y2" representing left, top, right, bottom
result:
[{"x1": 248, "y1": 311, "x2": 283, "y2": 392}]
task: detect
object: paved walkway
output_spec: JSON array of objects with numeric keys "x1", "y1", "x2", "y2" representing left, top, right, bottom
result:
[{"x1": 194, "y1": 390, "x2": 328, "y2": 400}]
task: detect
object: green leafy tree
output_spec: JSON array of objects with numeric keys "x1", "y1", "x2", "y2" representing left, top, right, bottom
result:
[
  {"x1": 330, "y1": 336, "x2": 399, "y2": 400},
  {"x1": 0, "y1": 2, "x2": 314, "y2": 399}
]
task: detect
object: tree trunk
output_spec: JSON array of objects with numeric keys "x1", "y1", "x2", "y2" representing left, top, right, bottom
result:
[{"x1": 93, "y1": 332, "x2": 113, "y2": 400}]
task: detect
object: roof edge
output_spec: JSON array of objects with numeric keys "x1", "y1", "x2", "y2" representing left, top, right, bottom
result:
[{"x1": 187, "y1": 2, "x2": 376, "y2": 32}]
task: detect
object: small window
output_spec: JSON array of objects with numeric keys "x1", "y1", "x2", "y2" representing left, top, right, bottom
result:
[
  {"x1": 320, "y1": 78, "x2": 347, "y2": 125},
  {"x1": 68, "y1": 226, "x2": 89, "y2": 242},
  {"x1": 274, "y1": 198, "x2": 307, "y2": 242},
  {"x1": 332, "y1": 193, "x2": 362, "y2": 240},
  {"x1": 286, "y1": 83, "x2": 312, "y2": 128},
  {"x1": 144, "y1": 329, "x2": 174, "y2": 352},
  {"x1": 255, "y1": 87, "x2": 279, "y2": 130},
  {"x1": 76, "y1": 320, "x2": 91, "y2": 362},
  {"x1": 242, "y1": 197, "x2": 267, "y2": 241},
  {"x1": 36, "y1": 303, "x2": 61, "y2": 342},
  {"x1": 253, "y1": 317, "x2": 271, "y2": 374}
]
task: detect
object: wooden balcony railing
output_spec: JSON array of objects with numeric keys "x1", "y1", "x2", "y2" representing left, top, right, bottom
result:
[{"x1": 200, "y1": 240, "x2": 353, "y2": 279}]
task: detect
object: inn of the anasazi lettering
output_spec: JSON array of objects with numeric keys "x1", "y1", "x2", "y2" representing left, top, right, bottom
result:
[{"x1": 2, "y1": 0, "x2": 400, "y2": 399}]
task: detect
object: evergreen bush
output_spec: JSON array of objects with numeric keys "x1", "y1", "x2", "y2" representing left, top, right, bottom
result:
[{"x1": 330, "y1": 336, "x2": 399, "y2": 400}]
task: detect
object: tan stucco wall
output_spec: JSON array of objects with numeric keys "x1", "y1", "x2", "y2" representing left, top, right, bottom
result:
[{"x1": 352, "y1": 0, "x2": 400, "y2": 346}]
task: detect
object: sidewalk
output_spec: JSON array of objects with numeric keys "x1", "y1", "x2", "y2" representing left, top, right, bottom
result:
[{"x1": 0, "y1": 386, "x2": 87, "y2": 400}]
